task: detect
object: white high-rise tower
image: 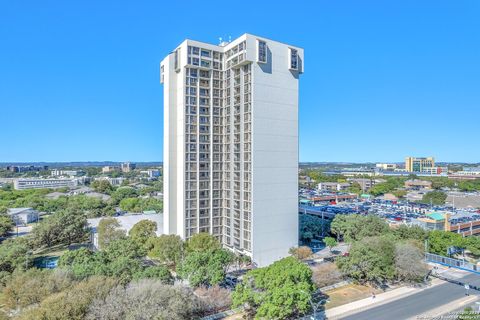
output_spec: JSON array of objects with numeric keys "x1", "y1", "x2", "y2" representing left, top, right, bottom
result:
[{"x1": 161, "y1": 34, "x2": 303, "y2": 267}]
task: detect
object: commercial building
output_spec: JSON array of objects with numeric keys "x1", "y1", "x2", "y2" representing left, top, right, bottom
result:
[
  {"x1": 94, "y1": 176, "x2": 125, "y2": 186},
  {"x1": 405, "y1": 157, "x2": 435, "y2": 173},
  {"x1": 347, "y1": 178, "x2": 383, "y2": 191},
  {"x1": 51, "y1": 170, "x2": 81, "y2": 177},
  {"x1": 121, "y1": 162, "x2": 136, "y2": 173},
  {"x1": 449, "y1": 167, "x2": 480, "y2": 180},
  {"x1": 14, "y1": 178, "x2": 79, "y2": 190},
  {"x1": 375, "y1": 163, "x2": 397, "y2": 171},
  {"x1": 404, "y1": 179, "x2": 433, "y2": 189},
  {"x1": 161, "y1": 34, "x2": 303, "y2": 267},
  {"x1": 413, "y1": 211, "x2": 480, "y2": 237},
  {"x1": 317, "y1": 182, "x2": 350, "y2": 192},
  {"x1": 102, "y1": 166, "x2": 118, "y2": 173}
]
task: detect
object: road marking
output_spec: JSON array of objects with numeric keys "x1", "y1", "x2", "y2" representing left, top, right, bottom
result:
[
  {"x1": 407, "y1": 295, "x2": 479, "y2": 320},
  {"x1": 327, "y1": 279, "x2": 445, "y2": 319}
]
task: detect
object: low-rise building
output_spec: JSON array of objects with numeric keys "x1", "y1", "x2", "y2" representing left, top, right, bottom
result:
[
  {"x1": 376, "y1": 163, "x2": 397, "y2": 171},
  {"x1": 7, "y1": 208, "x2": 39, "y2": 225},
  {"x1": 317, "y1": 182, "x2": 350, "y2": 192},
  {"x1": 347, "y1": 178, "x2": 383, "y2": 191},
  {"x1": 14, "y1": 178, "x2": 79, "y2": 190},
  {"x1": 413, "y1": 211, "x2": 480, "y2": 237},
  {"x1": 405, "y1": 179, "x2": 433, "y2": 189},
  {"x1": 449, "y1": 167, "x2": 480, "y2": 180},
  {"x1": 102, "y1": 166, "x2": 118, "y2": 173},
  {"x1": 94, "y1": 176, "x2": 125, "y2": 186},
  {"x1": 51, "y1": 169, "x2": 82, "y2": 177},
  {"x1": 140, "y1": 169, "x2": 161, "y2": 178}
]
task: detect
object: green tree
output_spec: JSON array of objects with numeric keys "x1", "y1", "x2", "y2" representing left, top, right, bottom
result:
[
  {"x1": 110, "y1": 187, "x2": 138, "y2": 205},
  {"x1": 337, "y1": 236, "x2": 396, "y2": 285},
  {"x1": 0, "y1": 215, "x2": 14, "y2": 237},
  {"x1": 147, "y1": 234, "x2": 184, "y2": 267},
  {"x1": 421, "y1": 191, "x2": 447, "y2": 205},
  {"x1": 346, "y1": 182, "x2": 363, "y2": 195},
  {"x1": 465, "y1": 237, "x2": 480, "y2": 256},
  {"x1": 324, "y1": 237, "x2": 337, "y2": 252},
  {"x1": 91, "y1": 180, "x2": 114, "y2": 194},
  {"x1": 393, "y1": 225, "x2": 429, "y2": 242},
  {"x1": 0, "y1": 237, "x2": 32, "y2": 274},
  {"x1": 128, "y1": 220, "x2": 157, "y2": 250},
  {"x1": 330, "y1": 214, "x2": 389, "y2": 242},
  {"x1": 232, "y1": 257, "x2": 315, "y2": 319},
  {"x1": 119, "y1": 197, "x2": 141, "y2": 212},
  {"x1": 428, "y1": 230, "x2": 465, "y2": 256},
  {"x1": 97, "y1": 217, "x2": 126, "y2": 249},
  {"x1": 369, "y1": 178, "x2": 405, "y2": 196},
  {"x1": 133, "y1": 265, "x2": 173, "y2": 284},
  {"x1": 31, "y1": 209, "x2": 87, "y2": 248},
  {"x1": 177, "y1": 249, "x2": 234, "y2": 287},
  {"x1": 186, "y1": 232, "x2": 221, "y2": 253},
  {"x1": 59, "y1": 239, "x2": 145, "y2": 284},
  {"x1": 299, "y1": 214, "x2": 329, "y2": 244}
]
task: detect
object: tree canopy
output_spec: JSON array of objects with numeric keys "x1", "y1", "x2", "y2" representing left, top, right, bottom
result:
[
  {"x1": 232, "y1": 257, "x2": 315, "y2": 319},
  {"x1": 330, "y1": 214, "x2": 389, "y2": 242},
  {"x1": 420, "y1": 191, "x2": 447, "y2": 205},
  {"x1": 177, "y1": 249, "x2": 234, "y2": 287}
]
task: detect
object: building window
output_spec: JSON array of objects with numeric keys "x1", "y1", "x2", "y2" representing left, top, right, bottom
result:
[
  {"x1": 174, "y1": 48, "x2": 180, "y2": 72},
  {"x1": 160, "y1": 65, "x2": 164, "y2": 83},
  {"x1": 257, "y1": 40, "x2": 267, "y2": 63},
  {"x1": 289, "y1": 48, "x2": 298, "y2": 70}
]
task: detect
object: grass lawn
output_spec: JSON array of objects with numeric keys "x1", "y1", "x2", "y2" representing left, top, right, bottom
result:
[
  {"x1": 33, "y1": 244, "x2": 69, "y2": 258},
  {"x1": 324, "y1": 284, "x2": 383, "y2": 309}
]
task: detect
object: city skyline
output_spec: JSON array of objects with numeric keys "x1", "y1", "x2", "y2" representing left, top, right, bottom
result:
[{"x1": 1, "y1": 1, "x2": 479, "y2": 163}]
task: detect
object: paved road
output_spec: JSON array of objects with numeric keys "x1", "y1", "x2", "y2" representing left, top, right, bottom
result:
[{"x1": 341, "y1": 273, "x2": 480, "y2": 320}]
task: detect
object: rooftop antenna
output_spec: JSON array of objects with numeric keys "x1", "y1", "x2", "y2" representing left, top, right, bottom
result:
[
  {"x1": 218, "y1": 37, "x2": 222, "y2": 45},
  {"x1": 228, "y1": 35, "x2": 232, "y2": 43}
]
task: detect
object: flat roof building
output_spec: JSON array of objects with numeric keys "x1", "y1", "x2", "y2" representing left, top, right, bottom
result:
[
  {"x1": 405, "y1": 157, "x2": 435, "y2": 173},
  {"x1": 14, "y1": 178, "x2": 79, "y2": 190},
  {"x1": 161, "y1": 34, "x2": 303, "y2": 267}
]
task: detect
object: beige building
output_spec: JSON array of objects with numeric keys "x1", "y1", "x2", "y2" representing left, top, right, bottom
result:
[
  {"x1": 102, "y1": 166, "x2": 117, "y2": 173},
  {"x1": 405, "y1": 157, "x2": 435, "y2": 172},
  {"x1": 404, "y1": 179, "x2": 432, "y2": 189},
  {"x1": 375, "y1": 163, "x2": 397, "y2": 171}
]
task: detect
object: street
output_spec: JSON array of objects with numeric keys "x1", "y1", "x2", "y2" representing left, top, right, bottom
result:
[{"x1": 341, "y1": 273, "x2": 480, "y2": 320}]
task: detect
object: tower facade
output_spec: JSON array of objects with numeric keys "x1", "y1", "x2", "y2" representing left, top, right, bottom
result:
[{"x1": 161, "y1": 34, "x2": 303, "y2": 266}]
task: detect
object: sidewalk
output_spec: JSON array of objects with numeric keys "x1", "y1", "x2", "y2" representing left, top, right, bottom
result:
[{"x1": 325, "y1": 278, "x2": 444, "y2": 319}]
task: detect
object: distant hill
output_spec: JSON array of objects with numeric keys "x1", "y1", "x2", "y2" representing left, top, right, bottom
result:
[{"x1": 0, "y1": 162, "x2": 163, "y2": 168}]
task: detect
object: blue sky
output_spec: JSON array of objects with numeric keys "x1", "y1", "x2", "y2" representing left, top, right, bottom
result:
[{"x1": 1, "y1": 1, "x2": 479, "y2": 163}]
